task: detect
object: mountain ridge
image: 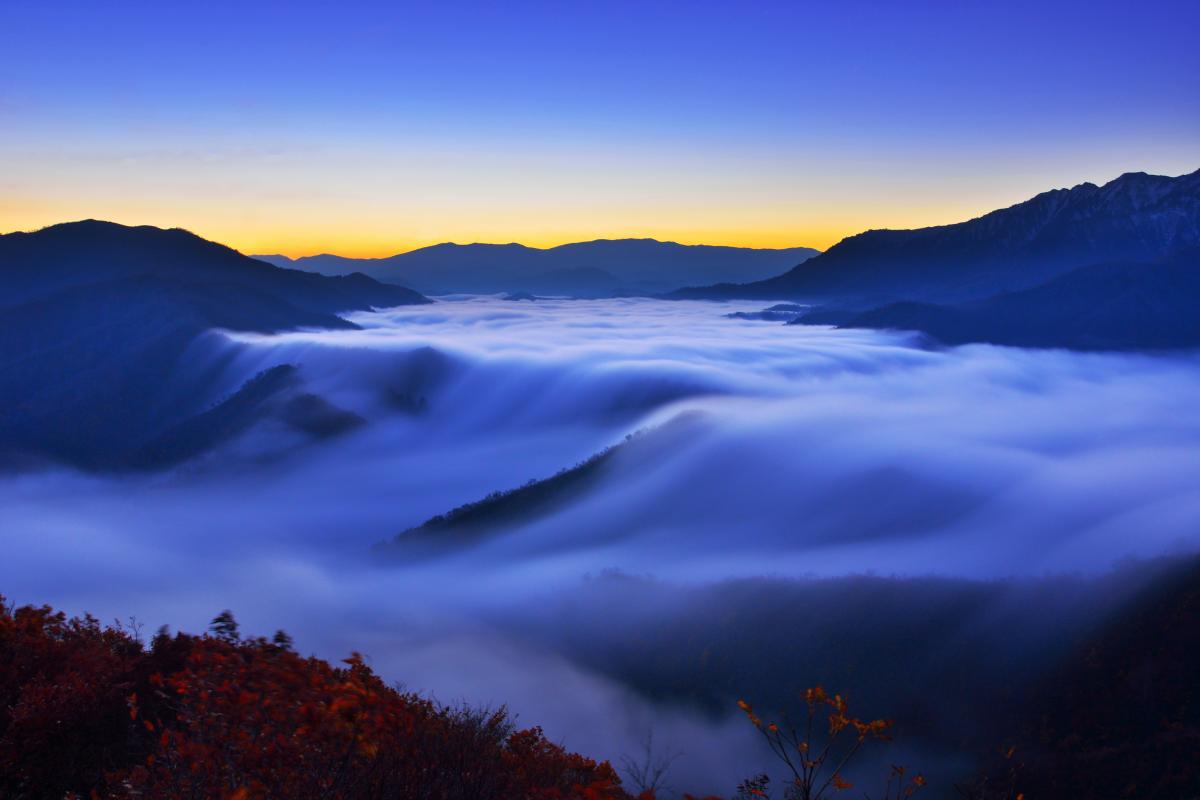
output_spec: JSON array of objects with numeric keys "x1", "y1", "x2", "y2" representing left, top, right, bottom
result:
[
  {"x1": 255, "y1": 238, "x2": 821, "y2": 296},
  {"x1": 1, "y1": 219, "x2": 431, "y2": 315},
  {"x1": 815, "y1": 246, "x2": 1200, "y2": 351},
  {"x1": 0, "y1": 220, "x2": 429, "y2": 469},
  {"x1": 674, "y1": 168, "x2": 1200, "y2": 305}
]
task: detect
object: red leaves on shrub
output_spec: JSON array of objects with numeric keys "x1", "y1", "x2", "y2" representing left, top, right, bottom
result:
[{"x1": 0, "y1": 596, "x2": 633, "y2": 800}]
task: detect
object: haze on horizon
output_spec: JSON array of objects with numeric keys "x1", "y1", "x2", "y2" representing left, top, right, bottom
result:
[{"x1": 2, "y1": 0, "x2": 1198, "y2": 257}]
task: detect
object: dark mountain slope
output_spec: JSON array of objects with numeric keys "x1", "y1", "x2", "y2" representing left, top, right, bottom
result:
[
  {"x1": 0, "y1": 219, "x2": 429, "y2": 312},
  {"x1": 376, "y1": 417, "x2": 700, "y2": 561},
  {"x1": 993, "y1": 555, "x2": 1200, "y2": 798},
  {"x1": 677, "y1": 169, "x2": 1200, "y2": 304},
  {"x1": 825, "y1": 247, "x2": 1200, "y2": 351},
  {"x1": 258, "y1": 239, "x2": 820, "y2": 296},
  {"x1": 262, "y1": 242, "x2": 539, "y2": 294},
  {"x1": 0, "y1": 221, "x2": 427, "y2": 469},
  {"x1": 542, "y1": 239, "x2": 820, "y2": 290},
  {"x1": 498, "y1": 556, "x2": 1197, "y2": 794},
  {"x1": 377, "y1": 441, "x2": 621, "y2": 561},
  {"x1": 128, "y1": 364, "x2": 365, "y2": 470}
]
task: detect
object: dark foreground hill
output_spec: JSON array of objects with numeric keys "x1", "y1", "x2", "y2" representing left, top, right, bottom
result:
[
  {"x1": 0, "y1": 598, "x2": 635, "y2": 800},
  {"x1": 998, "y1": 553, "x2": 1200, "y2": 798},
  {"x1": 0, "y1": 221, "x2": 429, "y2": 470},
  {"x1": 591, "y1": 556, "x2": 1200, "y2": 799},
  {"x1": 6, "y1": 554, "x2": 1197, "y2": 799},
  {"x1": 257, "y1": 239, "x2": 820, "y2": 296}
]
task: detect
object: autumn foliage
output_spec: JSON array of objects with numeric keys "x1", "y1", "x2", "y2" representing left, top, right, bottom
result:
[
  {"x1": 0, "y1": 597, "x2": 636, "y2": 800},
  {"x1": 734, "y1": 687, "x2": 922, "y2": 800}
]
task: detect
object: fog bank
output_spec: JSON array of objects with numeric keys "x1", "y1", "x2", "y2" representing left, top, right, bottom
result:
[{"x1": 4, "y1": 297, "x2": 1200, "y2": 794}]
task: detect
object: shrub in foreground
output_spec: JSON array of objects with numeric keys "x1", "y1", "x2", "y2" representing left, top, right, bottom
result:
[
  {"x1": 734, "y1": 688, "x2": 923, "y2": 800},
  {"x1": 0, "y1": 597, "x2": 634, "y2": 800}
]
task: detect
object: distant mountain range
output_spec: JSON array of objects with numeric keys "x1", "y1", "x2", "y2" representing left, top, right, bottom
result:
[
  {"x1": 5, "y1": 168, "x2": 1198, "y2": 469},
  {"x1": 679, "y1": 170, "x2": 1200, "y2": 303},
  {"x1": 0, "y1": 220, "x2": 428, "y2": 469},
  {"x1": 680, "y1": 169, "x2": 1200, "y2": 350},
  {"x1": 254, "y1": 239, "x2": 821, "y2": 296}
]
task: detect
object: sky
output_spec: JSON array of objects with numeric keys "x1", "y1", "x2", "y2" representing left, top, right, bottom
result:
[{"x1": 1, "y1": 0, "x2": 1198, "y2": 256}]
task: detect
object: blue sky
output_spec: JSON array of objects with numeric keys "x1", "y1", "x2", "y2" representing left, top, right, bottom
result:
[{"x1": 2, "y1": 0, "x2": 1197, "y2": 254}]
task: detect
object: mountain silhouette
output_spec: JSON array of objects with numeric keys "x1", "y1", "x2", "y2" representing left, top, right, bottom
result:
[
  {"x1": 376, "y1": 415, "x2": 699, "y2": 562},
  {"x1": 256, "y1": 239, "x2": 820, "y2": 296},
  {"x1": 0, "y1": 221, "x2": 429, "y2": 469},
  {"x1": 814, "y1": 246, "x2": 1200, "y2": 350},
  {"x1": 2, "y1": 219, "x2": 428, "y2": 315},
  {"x1": 676, "y1": 169, "x2": 1200, "y2": 305}
]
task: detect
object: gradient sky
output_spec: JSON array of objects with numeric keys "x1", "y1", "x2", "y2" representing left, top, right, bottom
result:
[{"x1": 2, "y1": 0, "x2": 1198, "y2": 256}]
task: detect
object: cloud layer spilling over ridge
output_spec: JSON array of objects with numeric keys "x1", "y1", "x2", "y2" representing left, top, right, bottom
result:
[{"x1": 4, "y1": 297, "x2": 1200, "y2": 793}]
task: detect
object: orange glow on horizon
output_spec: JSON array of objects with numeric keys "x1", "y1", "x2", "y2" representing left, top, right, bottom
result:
[
  {"x1": 9, "y1": 154, "x2": 1195, "y2": 261},
  {"x1": 230, "y1": 226, "x2": 857, "y2": 260},
  {"x1": 1, "y1": 202, "x2": 1004, "y2": 261}
]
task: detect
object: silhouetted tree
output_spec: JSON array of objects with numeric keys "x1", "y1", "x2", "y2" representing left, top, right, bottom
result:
[{"x1": 208, "y1": 610, "x2": 239, "y2": 642}]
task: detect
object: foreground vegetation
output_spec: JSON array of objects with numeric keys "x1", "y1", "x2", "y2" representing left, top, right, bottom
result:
[
  {"x1": 0, "y1": 599, "x2": 636, "y2": 800},
  {"x1": 5, "y1": 556, "x2": 1200, "y2": 799},
  {"x1": 0, "y1": 596, "x2": 922, "y2": 800}
]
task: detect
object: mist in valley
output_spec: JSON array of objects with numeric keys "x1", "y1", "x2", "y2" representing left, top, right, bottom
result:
[{"x1": 4, "y1": 297, "x2": 1200, "y2": 795}]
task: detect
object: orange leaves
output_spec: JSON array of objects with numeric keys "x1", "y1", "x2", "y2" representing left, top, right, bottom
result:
[
  {"x1": 0, "y1": 600, "x2": 158, "y2": 797},
  {"x1": 803, "y1": 685, "x2": 829, "y2": 708},
  {"x1": 357, "y1": 738, "x2": 379, "y2": 759},
  {"x1": 894, "y1": 770, "x2": 926, "y2": 798},
  {"x1": 736, "y1": 775, "x2": 771, "y2": 798},
  {"x1": 854, "y1": 717, "x2": 894, "y2": 742},
  {"x1": 121, "y1": 635, "x2": 632, "y2": 798},
  {"x1": 737, "y1": 698, "x2": 764, "y2": 728},
  {"x1": 1, "y1": 597, "x2": 646, "y2": 800},
  {"x1": 739, "y1": 688, "x2": 921, "y2": 800},
  {"x1": 574, "y1": 776, "x2": 628, "y2": 800}
]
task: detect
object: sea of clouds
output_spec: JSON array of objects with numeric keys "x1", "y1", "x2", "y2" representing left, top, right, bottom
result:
[{"x1": 4, "y1": 297, "x2": 1200, "y2": 794}]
